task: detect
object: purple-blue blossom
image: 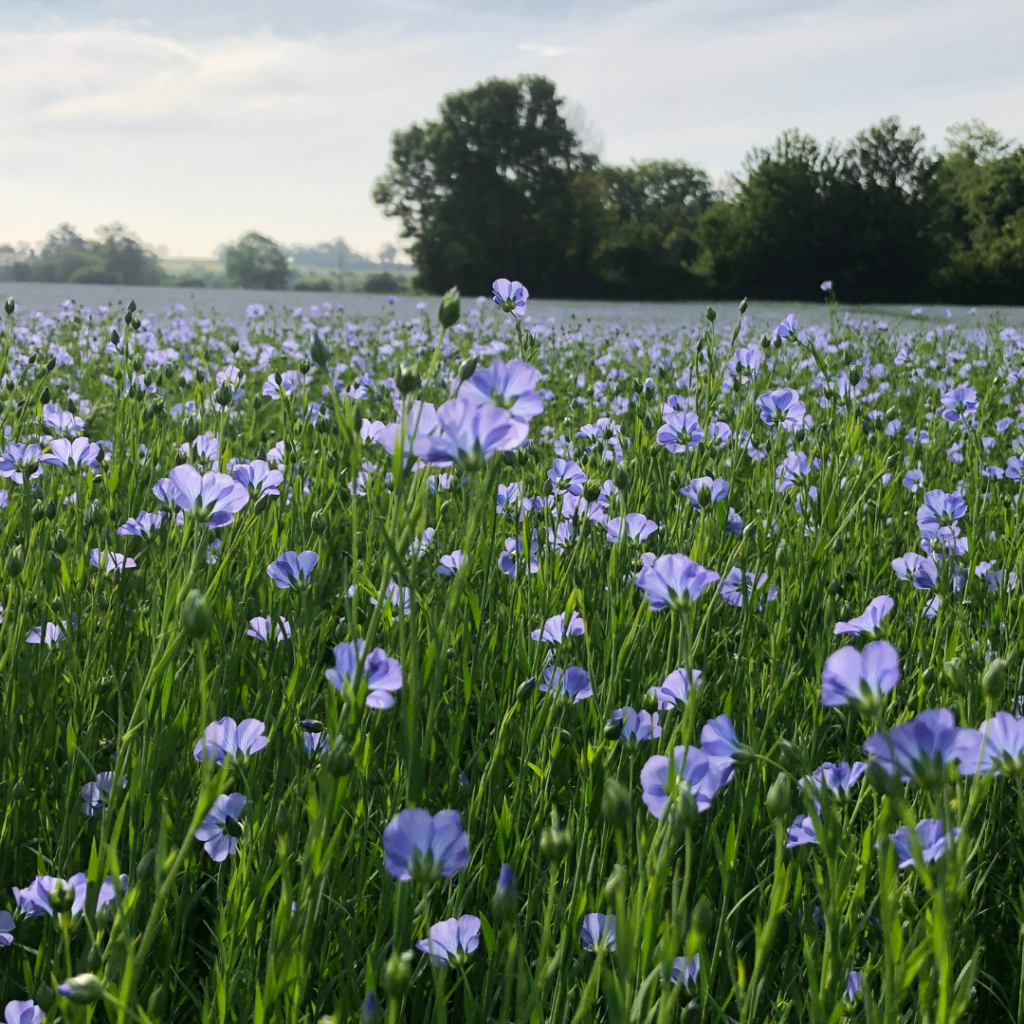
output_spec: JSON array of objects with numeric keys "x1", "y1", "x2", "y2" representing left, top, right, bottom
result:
[
  {"x1": 416, "y1": 915, "x2": 481, "y2": 966},
  {"x1": 195, "y1": 793, "x2": 247, "y2": 861},
  {"x1": 863, "y1": 708, "x2": 977, "y2": 785},
  {"x1": 539, "y1": 665, "x2": 593, "y2": 703},
  {"x1": 635, "y1": 554, "x2": 720, "y2": 611},
  {"x1": 193, "y1": 717, "x2": 269, "y2": 764},
  {"x1": 833, "y1": 596, "x2": 894, "y2": 637},
  {"x1": 889, "y1": 819, "x2": 960, "y2": 869},
  {"x1": 326, "y1": 640, "x2": 403, "y2": 709},
  {"x1": 649, "y1": 667, "x2": 702, "y2": 709},
  {"x1": 383, "y1": 808, "x2": 470, "y2": 882},
  {"x1": 821, "y1": 641, "x2": 900, "y2": 708},
  {"x1": 266, "y1": 550, "x2": 319, "y2": 589},
  {"x1": 580, "y1": 913, "x2": 616, "y2": 952}
]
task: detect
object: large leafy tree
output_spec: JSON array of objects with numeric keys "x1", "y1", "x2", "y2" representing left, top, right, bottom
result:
[
  {"x1": 225, "y1": 232, "x2": 290, "y2": 290},
  {"x1": 594, "y1": 160, "x2": 717, "y2": 298},
  {"x1": 700, "y1": 119, "x2": 938, "y2": 302},
  {"x1": 373, "y1": 75, "x2": 607, "y2": 296}
]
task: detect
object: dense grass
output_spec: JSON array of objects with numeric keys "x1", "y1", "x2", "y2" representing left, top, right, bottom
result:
[{"x1": 1, "y1": 290, "x2": 1023, "y2": 1023}]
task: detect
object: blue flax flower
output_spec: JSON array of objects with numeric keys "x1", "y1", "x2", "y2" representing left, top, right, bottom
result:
[
  {"x1": 492, "y1": 278, "x2": 529, "y2": 317},
  {"x1": 640, "y1": 744, "x2": 731, "y2": 817},
  {"x1": 157, "y1": 464, "x2": 249, "y2": 527},
  {"x1": 649, "y1": 667, "x2": 702, "y2": 709},
  {"x1": 956, "y1": 712, "x2": 1024, "y2": 775},
  {"x1": 608, "y1": 707, "x2": 661, "y2": 743},
  {"x1": 833, "y1": 596, "x2": 894, "y2": 637},
  {"x1": 863, "y1": 709, "x2": 977, "y2": 785},
  {"x1": 194, "y1": 717, "x2": 268, "y2": 764},
  {"x1": 326, "y1": 640, "x2": 403, "y2": 709},
  {"x1": 531, "y1": 611, "x2": 584, "y2": 644},
  {"x1": 459, "y1": 358, "x2": 544, "y2": 422},
  {"x1": 4, "y1": 1001, "x2": 42, "y2": 1024},
  {"x1": 889, "y1": 819, "x2": 960, "y2": 868},
  {"x1": 416, "y1": 915, "x2": 481, "y2": 966},
  {"x1": 820, "y1": 641, "x2": 900, "y2": 708},
  {"x1": 266, "y1": 550, "x2": 319, "y2": 589},
  {"x1": 757, "y1": 388, "x2": 805, "y2": 431},
  {"x1": 0, "y1": 910, "x2": 14, "y2": 947},
  {"x1": 635, "y1": 554, "x2": 720, "y2": 611},
  {"x1": 605, "y1": 513, "x2": 658, "y2": 543},
  {"x1": 195, "y1": 793, "x2": 247, "y2": 862},
  {"x1": 413, "y1": 398, "x2": 529, "y2": 468},
  {"x1": 681, "y1": 476, "x2": 729, "y2": 509},
  {"x1": 539, "y1": 666, "x2": 592, "y2": 703},
  {"x1": 916, "y1": 489, "x2": 967, "y2": 539},
  {"x1": 580, "y1": 913, "x2": 616, "y2": 952},
  {"x1": 672, "y1": 953, "x2": 700, "y2": 987},
  {"x1": 383, "y1": 808, "x2": 470, "y2": 882},
  {"x1": 786, "y1": 815, "x2": 818, "y2": 847}
]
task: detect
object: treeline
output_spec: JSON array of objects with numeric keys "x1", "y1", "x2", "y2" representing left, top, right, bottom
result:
[
  {"x1": 10, "y1": 227, "x2": 405, "y2": 293},
  {"x1": 374, "y1": 75, "x2": 1024, "y2": 303}
]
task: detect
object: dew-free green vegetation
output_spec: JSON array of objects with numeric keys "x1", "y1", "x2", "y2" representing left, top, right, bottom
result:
[{"x1": 1, "y1": 287, "x2": 1023, "y2": 1024}]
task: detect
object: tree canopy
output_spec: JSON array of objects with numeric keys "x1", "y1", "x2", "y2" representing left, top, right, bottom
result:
[{"x1": 375, "y1": 76, "x2": 1024, "y2": 303}]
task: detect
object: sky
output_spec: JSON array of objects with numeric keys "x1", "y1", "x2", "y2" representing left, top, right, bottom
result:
[{"x1": 3, "y1": 0, "x2": 1023, "y2": 259}]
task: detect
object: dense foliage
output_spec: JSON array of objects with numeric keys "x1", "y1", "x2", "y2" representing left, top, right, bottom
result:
[
  {"x1": 11, "y1": 225, "x2": 164, "y2": 288},
  {"x1": 2, "y1": 284, "x2": 1024, "y2": 1024},
  {"x1": 376, "y1": 77, "x2": 1024, "y2": 303}
]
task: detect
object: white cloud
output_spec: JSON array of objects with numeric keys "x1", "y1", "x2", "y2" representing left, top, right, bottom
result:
[{"x1": 1, "y1": 0, "x2": 1022, "y2": 256}]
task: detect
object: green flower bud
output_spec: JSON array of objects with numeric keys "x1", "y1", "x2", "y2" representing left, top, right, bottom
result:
[
  {"x1": 690, "y1": 895, "x2": 713, "y2": 941},
  {"x1": 381, "y1": 951, "x2": 413, "y2": 998},
  {"x1": 299, "y1": 358, "x2": 311, "y2": 375},
  {"x1": 6, "y1": 545, "x2": 25, "y2": 577},
  {"x1": 127, "y1": 299, "x2": 137, "y2": 313},
  {"x1": 601, "y1": 778, "x2": 630, "y2": 829},
  {"x1": 35, "y1": 984, "x2": 55, "y2": 1011},
  {"x1": 324, "y1": 737, "x2": 354, "y2": 778},
  {"x1": 457, "y1": 356, "x2": 477, "y2": 382},
  {"x1": 738, "y1": 297, "x2": 748, "y2": 315},
  {"x1": 492, "y1": 863, "x2": 518, "y2": 921},
  {"x1": 438, "y1": 286, "x2": 461, "y2": 329},
  {"x1": 678, "y1": 789, "x2": 701, "y2": 831},
  {"x1": 147, "y1": 984, "x2": 169, "y2": 1021},
  {"x1": 59, "y1": 973, "x2": 103, "y2": 1003},
  {"x1": 310, "y1": 333, "x2": 330, "y2": 368},
  {"x1": 4, "y1": 297, "x2": 14, "y2": 316},
  {"x1": 704, "y1": 305, "x2": 717, "y2": 323},
  {"x1": 311, "y1": 508, "x2": 327, "y2": 534},
  {"x1": 47, "y1": 550, "x2": 61, "y2": 573},
  {"x1": 983, "y1": 658, "x2": 1008, "y2": 698},
  {"x1": 776, "y1": 738, "x2": 804, "y2": 775},
  {"x1": 516, "y1": 677, "x2": 536, "y2": 703},
  {"x1": 181, "y1": 589, "x2": 213, "y2": 639},
  {"x1": 396, "y1": 364, "x2": 420, "y2": 396},
  {"x1": 215, "y1": 383, "x2": 233, "y2": 407},
  {"x1": 612, "y1": 462, "x2": 630, "y2": 492},
  {"x1": 766, "y1": 772, "x2": 792, "y2": 821},
  {"x1": 582, "y1": 479, "x2": 601, "y2": 503},
  {"x1": 943, "y1": 657, "x2": 965, "y2": 689},
  {"x1": 539, "y1": 812, "x2": 572, "y2": 864},
  {"x1": 44, "y1": 499, "x2": 57, "y2": 521},
  {"x1": 774, "y1": 540, "x2": 791, "y2": 568}
]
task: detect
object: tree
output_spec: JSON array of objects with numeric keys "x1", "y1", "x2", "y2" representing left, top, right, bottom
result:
[
  {"x1": 225, "y1": 232, "x2": 290, "y2": 290},
  {"x1": 592, "y1": 160, "x2": 716, "y2": 298},
  {"x1": 373, "y1": 75, "x2": 606, "y2": 296}
]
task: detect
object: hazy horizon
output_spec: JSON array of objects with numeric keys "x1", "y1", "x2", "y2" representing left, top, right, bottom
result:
[{"x1": 4, "y1": 0, "x2": 1023, "y2": 260}]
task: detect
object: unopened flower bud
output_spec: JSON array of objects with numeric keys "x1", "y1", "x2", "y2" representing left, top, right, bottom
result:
[
  {"x1": 396, "y1": 364, "x2": 420, "y2": 396},
  {"x1": 766, "y1": 772, "x2": 792, "y2": 821},
  {"x1": 612, "y1": 462, "x2": 630, "y2": 492},
  {"x1": 310, "y1": 333, "x2": 330, "y2": 368},
  {"x1": 678, "y1": 789, "x2": 701, "y2": 831},
  {"x1": 6, "y1": 544, "x2": 24, "y2": 577},
  {"x1": 603, "y1": 717, "x2": 624, "y2": 742},
  {"x1": 360, "y1": 990, "x2": 382, "y2": 1024},
  {"x1": 381, "y1": 951, "x2": 413, "y2": 998},
  {"x1": 983, "y1": 658, "x2": 1008, "y2": 698},
  {"x1": 774, "y1": 540, "x2": 791, "y2": 568},
  {"x1": 49, "y1": 882, "x2": 76, "y2": 914},
  {"x1": 492, "y1": 862, "x2": 518, "y2": 921},
  {"x1": 457, "y1": 356, "x2": 477, "y2": 383},
  {"x1": 704, "y1": 305, "x2": 717, "y2": 323},
  {"x1": 776, "y1": 738, "x2": 804, "y2": 775},
  {"x1": 690, "y1": 895, "x2": 713, "y2": 942},
  {"x1": 516, "y1": 677, "x2": 536, "y2": 703},
  {"x1": 324, "y1": 737, "x2": 354, "y2": 778},
  {"x1": 35, "y1": 984, "x2": 55, "y2": 1011},
  {"x1": 181, "y1": 589, "x2": 213, "y2": 639},
  {"x1": 601, "y1": 778, "x2": 630, "y2": 829},
  {"x1": 299, "y1": 358, "x2": 311, "y2": 375},
  {"x1": 604, "y1": 863, "x2": 627, "y2": 902},
  {"x1": 438, "y1": 286, "x2": 461, "y2": 330},
  {"x1": 311, "y1": 508, "x2": 327, "y2": 534},
  {"x1": 4, "y1": 297, "x2": 14, "y2": 316},
  {"x1": 943, "y1": 657, "x2": 965, "y2": 689},
  {"x1": 147, "y1": 984, "x2": 169, "y2": 1021},
  {"x1": 738, "y1": 297, "x2": 748, "y2": 315},
  {"x1": 540, "y1": 812, "x2": 572, "y2": 864},
  {"x1": 866, "y1": 760, "x2": 896, "y2": 796},
  {"x1": 215, "y1": 383, "x2": 233, "y2": 407},
  {"x1": 58, "y1": 973, "x2": 104, "y2": 1005}
]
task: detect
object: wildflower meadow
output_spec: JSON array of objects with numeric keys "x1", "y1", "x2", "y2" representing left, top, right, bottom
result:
[{"x1": 2, "y1": 281, "x2": 1024, "y2": 1024}]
